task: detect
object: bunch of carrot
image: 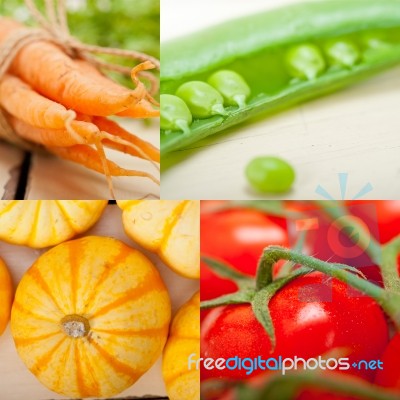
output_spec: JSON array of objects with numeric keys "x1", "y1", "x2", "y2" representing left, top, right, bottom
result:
[{"x1": 0, "y1": 17, "x2": 160, "y2": 197}]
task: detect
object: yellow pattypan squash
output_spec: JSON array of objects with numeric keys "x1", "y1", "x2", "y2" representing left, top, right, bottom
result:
[
  {"x1": 0, "y1": 257, "x2": 12, "y2": 336},
  {"x1": 11, "y1": 236, "x2": 171, "y2": 398},
  {"x1": 0, "y1": 200, "x2": 107, "y2": 248},
  {"x1": 118, "y1": 200, "x2": 200, "y2": 279},
  {"x1": 162, "y1": 291, "x2": 200, "y2": 400}
]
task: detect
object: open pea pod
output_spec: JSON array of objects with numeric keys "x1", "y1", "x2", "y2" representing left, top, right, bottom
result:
[{"x1": 161, "y1": 0, "x2": 400, "y2": 154}]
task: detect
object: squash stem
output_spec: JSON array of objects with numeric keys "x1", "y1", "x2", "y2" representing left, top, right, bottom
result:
[{"x1": 61, "y1": 314, "x2": 90, "y2": 338}]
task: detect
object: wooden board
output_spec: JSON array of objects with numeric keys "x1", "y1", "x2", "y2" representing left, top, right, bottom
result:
[
  {"x1": 0, "y1": 203, "x2": 199, "y2": 400},
  {"x1": 161, "y1": 0, "x2": 400, "y2": 200},
  {"x1": 0, "y1": 142, "x2": 24, "y2": 200}
]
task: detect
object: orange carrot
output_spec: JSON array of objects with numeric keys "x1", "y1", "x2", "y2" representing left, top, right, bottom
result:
[
  {"x1": 9, "y1": 115, "x2": 160, "y2": 165},
  {"x1": 0, "y1": 74, "x2": 76, "y2": 129},
  {"x1": 0, "y1": 17, "x2": 160, "y2": 198},
  {"x1": 8, "y1": 115, "x2": 97, "y2": 147},
  {"x1": 74, "y1": 60, "x2": 159, "y2": 118},
  {"x1": 92, "y1": 117, "x2": 160, "y2": 163},
  {"x1": 48, "y1": 145, "x2": 160, "y2": 185},
  {"x1": 116, "y1": 99, "x2": 160, "y2": 118},
  {"x1": 0, "y1": 19, "x2": 146, "y2": 116}
]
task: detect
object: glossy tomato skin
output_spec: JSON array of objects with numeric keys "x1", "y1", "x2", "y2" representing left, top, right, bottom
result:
[
  {"x1": 349, "y1": 201, "x2": 400, "y2": 244},
  {"x1": 201, "y1": 208, "x2": 289, "y2": 302},
  {"x1": 290, "y1": 202, "x2": 387, "y2": 285},
  {"x1": 201, "y1": 275, "x2": 388, "y2": 382},
  {"x1": 375, "y1": 201, "x2": 400, "y2": 243},
  {"x1": 374, "y1": 333, "x2": 400, "y2": 391}
]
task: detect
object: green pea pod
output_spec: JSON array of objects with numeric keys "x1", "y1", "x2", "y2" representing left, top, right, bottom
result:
[{"x1": 161, "y1": 0, "x2": 400, "y2": 154}]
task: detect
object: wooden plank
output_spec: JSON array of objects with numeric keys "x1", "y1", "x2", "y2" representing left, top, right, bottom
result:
[
  {"x1": 0, "y1": 203, "x2": 199, "y2": 400},
  {"x1": 161, "y1": 0, "x2": 400, "y2": 200},
  {"x1": 0, "y1": 142, "x2": 24, "y2": 199},
  {"x1": 27, "y1": 120, "x2": 160, "y2": 199}
]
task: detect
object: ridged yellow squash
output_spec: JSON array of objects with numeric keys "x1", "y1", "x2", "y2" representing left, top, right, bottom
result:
[
  {"x1": 0, "y1": 200, "x2": 107, "y2": 248},
  {"x1": 162, "y1": 291, "x2": 200, "y2": 400},
  {"x1": 0, "y1": 257, "x2": 12, "y2": 336},
  {"x1": 118, "y1": 200, "x2": 200, "y2": 279},
  {"x1": 11, "y1": 236, "x2": 171, "y2": 398}
]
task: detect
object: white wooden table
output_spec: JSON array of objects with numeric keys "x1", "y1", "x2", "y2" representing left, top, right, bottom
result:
[
  {"x1": 0, "y1": 203, "x2": 199, "y2": 400},
  {"x1": 161, "y1": 0, "x2": 400, "y2": 200},
  {"x1": 0, "y1": 117, "x2": 160, "y2": 200}
]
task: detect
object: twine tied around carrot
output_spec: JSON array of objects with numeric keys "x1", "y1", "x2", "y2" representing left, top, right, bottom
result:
[{"x1": 0, "y1": 0, "x2": 160, "y2": 148}]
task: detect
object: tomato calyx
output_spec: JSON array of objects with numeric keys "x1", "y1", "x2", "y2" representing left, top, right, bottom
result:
[{"x1": 201, "y1": 253, "x2": 356, "y2": 348}]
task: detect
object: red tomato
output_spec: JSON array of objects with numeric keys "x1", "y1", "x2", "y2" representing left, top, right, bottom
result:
[
  {"x1": 200, "y1": 200, "x2": 227, "y2": 214},
  {"x1": 349, "y1": 201, "x2": 400, "y2": 244},
  {"x1": 201, "y1": 208, "x2": 289, "y2": 302},
  {"x1": 200, "y1": 259, "x2": 238, "y2": 303},
  {"x1": 201, "y1": 275, "x2": 388, "y2": 382},
  {"x1": 376, "y1": 201, "x2": 400, "y2": 243},
  {"x1": 374, "y1": 333, "x2": 400, "y2": 391},
  {"x1": 293, "y1": 202, "x2": 388, "y2": 285}
]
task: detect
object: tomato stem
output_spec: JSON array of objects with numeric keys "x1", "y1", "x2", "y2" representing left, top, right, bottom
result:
[
  {"x1": 315, "y1": 200, "x2": 382, "y2": 265},
  {"x1": 201, "y1": 256, "x2": 254, "y2": 288},
  {"x1": 381, "y1": 236, "x2": 400, "y2": 292},
  {"x1": 258, "y1": 246, "x2": 400, "y2": 328},
  {"x1": 316, "y1": 200, "x2": 400, "y2": 296}
]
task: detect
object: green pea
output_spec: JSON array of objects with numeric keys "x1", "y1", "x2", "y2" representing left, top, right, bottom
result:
[
  {"x1": 286, "y1": 44, "x2": 326, "y2": 80},
  {"x1": 162, "y1": 1, "x2": 400, "y2": 155},
  {"x1": 160, "y1": 94, "x2": 192, "y2": 133},
  {"x1": 324, "y1": 40, "x2": 360, "y2": 68},
  {"x1": 363, "y1": 31, "x2": 390, "y2": 49},
  {"x1": 207, "y1": 70, "x2": 251, "y2": 108},
  {"x1": 175, "y1": 81, "x2": 227, "y2": 119},
  {"x1": 245, "y1": 156, "x2": 295, "y2": 193}
]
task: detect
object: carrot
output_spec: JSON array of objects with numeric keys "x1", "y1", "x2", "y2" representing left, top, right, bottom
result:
[
  {"x1": 9, "y1": 114, "x2": 160, "y2": 166},
  {"x1": 48, "y1": 145, "x2": 160, "y2": 184},
  {"x1": 92, "y1": 116, "x2": 160, "y2": 163},
  {"x1": 0, "y1": 18, "x2": 146, "y2": 116},
  {"x1": 116, "y1": 99, "x2": 160, "y2": 118},
  {"x1": 75, "y1": 60, "x2": 159, "y2": 118},
  {"x1": 8, "y1": 116, "x2": 96, "y2": 147},
  {"x1": 0, "y1": 17, "x2": 160, "y2": 198},
  {"x1": 0, "y1": 74, "x2": 76, "y2": 129},
  {"x1": 75, "y1": 58, "x2": 159, "y2": 118}
]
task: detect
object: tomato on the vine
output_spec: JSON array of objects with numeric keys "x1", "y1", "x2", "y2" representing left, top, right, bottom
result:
[
  {"x1": 201, "y1": 274, "x2": 388, "y2": 382},
  {"x1": 374, "y1": 333, "x2": 400, "y2": 391},
  {"x1": 201, "y1": 207, "x2": 289, "y2": 302},
  {"x1": 349, "y1": 201, "x2": 400, "y2": 244}
]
